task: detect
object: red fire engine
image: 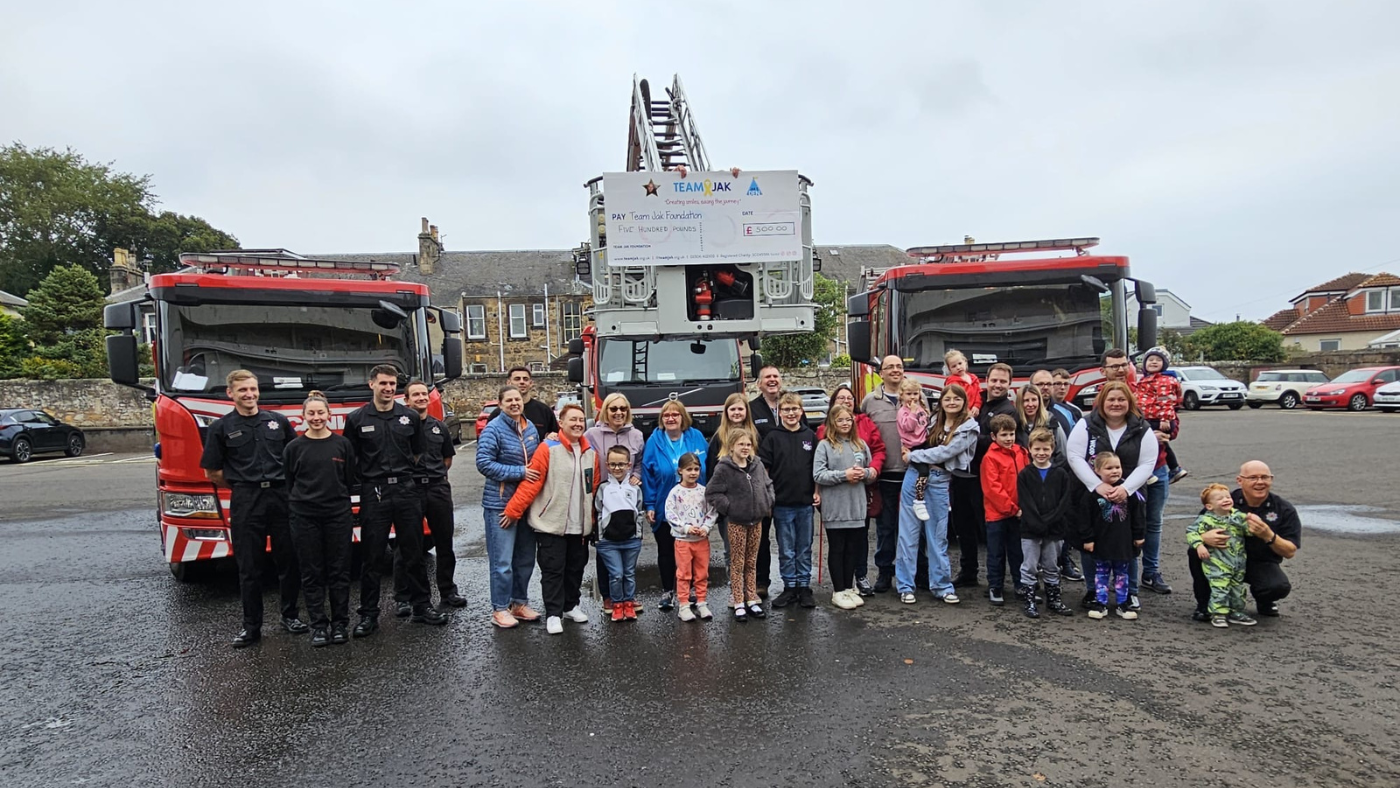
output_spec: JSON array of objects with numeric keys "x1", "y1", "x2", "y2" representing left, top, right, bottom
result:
[
  {"x1": 845, "y1": 237, "x2": 1158, "y2": 405},
  {"x1": 105, "y1": 251, "x2": 462, "y2": 581}
]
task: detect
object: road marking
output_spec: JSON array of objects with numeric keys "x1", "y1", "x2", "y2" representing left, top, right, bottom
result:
[
  {"x1": 54, "y1": 452, "x2": 113, "y2": 463},
  {"x1": 111, "y1": 457, "x2": 157, "y2": 464}
]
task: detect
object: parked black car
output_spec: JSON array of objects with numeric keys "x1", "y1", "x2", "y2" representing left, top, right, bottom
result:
[{"x1": 0, "y1": 409, "x2": 86, "y2": 463}]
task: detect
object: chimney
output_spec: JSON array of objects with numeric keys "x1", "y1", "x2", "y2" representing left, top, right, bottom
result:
[
  {"x1": 109, "y1": 248, "x2": 142, "y2": 295},
  {"x1": 418, "y1": 217, "x2": 442, "y2": 276}
]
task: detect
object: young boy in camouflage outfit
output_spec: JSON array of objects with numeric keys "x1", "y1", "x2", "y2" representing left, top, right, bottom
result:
[{"x1": 1187, "y1": 483, "x2": 1256, "y2": 628}]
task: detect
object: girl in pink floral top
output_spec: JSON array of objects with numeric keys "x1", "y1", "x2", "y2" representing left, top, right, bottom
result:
[{"x1": 665, "y1": 453, "x2": 718, "y2": 621}]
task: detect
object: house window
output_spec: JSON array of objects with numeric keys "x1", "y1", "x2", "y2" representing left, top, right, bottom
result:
[
  {"x1": 508, "y1": 304, "x2": 527, "y2": 339},
  {"x1": 141, "y1": 311, "x2": 157, "y2": 345},
  {"x1": 532, "y1": 303, "x2": 546, "y2": 327},
  {"x1": 1390, "y1": 287, "x2": 1400, "y2": 310},
  {"x1": 561, "y1": 300, "x2": 582, "y2": 342},
  {"x1": 1366, "y1": 290, "x2": 1385, "y2": 312},
  {"x1": 465, "y1": 305, "x2": 486, "y2": 339},
  {"x1": 468, "y1": 362, "x2": 488, "y2": 374},
  {"x1": 528, "y1": 361, "x2": 548, "y2": 373},
  {"x1": 1319, "y1": 339, "x2": 1341, "y2": 352},
  {"x1": 1151, "y1": 304, "x2": 1163, "y2": 317}
]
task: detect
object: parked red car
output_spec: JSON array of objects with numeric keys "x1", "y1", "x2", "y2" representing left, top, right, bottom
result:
[
  {"x1": 1303, "y1": 366, "x2": 1400, "y2": 411},
  {"x1": 474, "y1": 400, "x2": 498, "y2": 438}
]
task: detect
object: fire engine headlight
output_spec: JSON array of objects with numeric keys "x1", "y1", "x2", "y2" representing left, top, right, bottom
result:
[{"x1": 161, "y1": 492, "x2": 221, "y2": 519}]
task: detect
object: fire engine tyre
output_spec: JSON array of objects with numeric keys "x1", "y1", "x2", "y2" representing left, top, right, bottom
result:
[
  {"x1": 1182, "y1": 392, "x2": 1201, "y2": 411},
  {"x1": 169, "y1": 559, "x2": 214, "y2": 583},
  {"x1": 1227, "y1": 402, "x2": 1244, "y2": 410},
  {"x1": 64, "y1": 434, "x2": 85, "y2": 457},
  {"x1": 1247, "y1": 401, "x2": 1263, "y2": 409},
  {"x1": 11, "y1": 437, "x2": 32, "y2": 463},
  {"x1": 1348, "y1": 394, "x2": 1369, "y2": 412}
]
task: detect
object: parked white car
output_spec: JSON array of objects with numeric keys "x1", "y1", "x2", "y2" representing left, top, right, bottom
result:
[
  {"x1": 1374, "y1": 380, "x2": 1400, "y2": 413},
  {"x1": 1246, "y1": 369, "x2": 1330, "y2": 410},
  {"x1": 1176, "y1": 366, "x2": 1248, "y2": 410}
]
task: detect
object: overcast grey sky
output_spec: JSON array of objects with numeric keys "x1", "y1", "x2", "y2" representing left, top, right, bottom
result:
[{"x1": 4, "y1": 1, "x2": 1398, "y2": 321}]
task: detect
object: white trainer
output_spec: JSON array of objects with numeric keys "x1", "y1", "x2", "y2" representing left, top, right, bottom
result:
[
  {"x1": 696, "y1": 602, "x2": 713, "y2": 620},
  {"x1": 546, "y1": 616, "x2": 563, "y2": 635},
  {"x1": 912, "y1": 499, "x2": 931, "y2": 520},
  {"x1": 850, "y1": 590, "x2": 866, "y2": 607},
  {"x1": 832, "y1": 590, "x2": 858, "y2": 610},
  {"x1": 679, "y1": 605, "x2": 696, "y2": 622},
  {"x1": 562, "y1": 606, "x2": 589, "y2": 624}
]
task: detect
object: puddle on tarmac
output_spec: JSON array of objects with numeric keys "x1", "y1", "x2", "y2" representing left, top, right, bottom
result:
[
  {"x1": 1294, "y1": 505, "x2": 1400, "y2": 534},
  {"x1": 1168, "y1": 505, "x2": 1400, "y2": 534}
]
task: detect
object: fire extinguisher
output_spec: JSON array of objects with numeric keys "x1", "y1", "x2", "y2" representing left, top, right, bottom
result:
[{"x1": 693, "y1": 275, "x2": 714, "y2": 321}]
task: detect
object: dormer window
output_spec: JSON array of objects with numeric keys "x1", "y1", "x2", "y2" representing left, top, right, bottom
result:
[{"x1": 1366, "y1": 290, "x2": 1384, "y2": 312}]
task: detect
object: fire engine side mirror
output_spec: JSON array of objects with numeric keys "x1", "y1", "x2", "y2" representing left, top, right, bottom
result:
[
  {"x1": 568, "y1": 338, "x2": 584, "y2": 356},
  {"x1": 1137, "y1": 308, "x2": 1158, "y2": 353},
  {"x1": 749, "y1": 353, "x2": 764, "y2": 380},
  {"x1": 846, "y1": 320, "x2": 872, "y2": 362},
  {"x1": 567, "y1": 356, "x2": 584, "y2": 384},
  {"x1": 1134, "y1": 280, "x2": 1157, "y2": 305},
  {"x1": 104, "y1": 302, "x2": 138, "y2": 331},
  {"x1": 107, "y1": 334, "x2": 141, "y2": 386}
]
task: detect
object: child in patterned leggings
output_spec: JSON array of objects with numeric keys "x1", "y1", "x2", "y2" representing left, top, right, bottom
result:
[
  {"x1": 1075, "y1": 451, "x2": 1145, "y2": 621},
  {"x1": 1188, "y1": 483, "x2": 1256, "y2": 628}
]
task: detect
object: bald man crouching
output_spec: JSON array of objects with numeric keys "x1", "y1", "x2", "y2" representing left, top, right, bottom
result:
[{"x1": 1190, "y1": 461, "x2": 1300, "y2": 621}]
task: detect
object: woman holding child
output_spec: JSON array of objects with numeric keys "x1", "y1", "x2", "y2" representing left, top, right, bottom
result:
[{"x1": 1064, "y1": 381, "x2": 1159, "y2": 611}]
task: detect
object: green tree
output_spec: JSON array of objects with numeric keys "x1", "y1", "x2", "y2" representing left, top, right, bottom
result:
[
  {"x1": 761, "y1": 273, "x2": 846, "y2": 368},
  {"x1": 0, "y1": 313, "x2": 27, "y2": 379},
  {"x1": 18, "y1": 265, "x2": 109, "y2": 378},
  {"x1": 20, "y1": 264, "x2": 105, "y2": 345},
  {"x1": 0, "y1": 143, "x2": 240, "y2": 294},
  {"x1": 1181, "y1": 321, "x2": 1285, "y2": 362},
  {"x1": 0, "y1": 144, "x2": 153, "y2": 294}
]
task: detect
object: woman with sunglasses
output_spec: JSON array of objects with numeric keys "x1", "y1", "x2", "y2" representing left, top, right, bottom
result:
[{"x1": 585, "y1": 393, "x2": 645, "y2": 615}]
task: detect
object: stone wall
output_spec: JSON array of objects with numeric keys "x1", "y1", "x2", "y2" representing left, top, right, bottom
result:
[{"x1": 0, "y1": 378, "x2": 155, "y2": 427}]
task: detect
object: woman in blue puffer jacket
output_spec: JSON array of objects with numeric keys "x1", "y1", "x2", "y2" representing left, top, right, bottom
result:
[
  {"x1": 475, "y1": 385, "x2": 542, "y2": 628},
  {"x1": 640, "y1": 400, "x2": 709, "y2": 611}
]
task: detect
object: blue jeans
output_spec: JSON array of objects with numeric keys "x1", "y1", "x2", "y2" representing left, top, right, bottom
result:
[
  {"x1": 985, "y1": 517, "x2": 1024, "y2": 593},
  {"x1": 771, "y1": 505, "x2": 814, "y2": 588},
  {"x1": 895, "y1": 468, "x2": 954, "y2": 596},
  {"x1": 1134, "y1": 465, "x2": 1170, "y2": 593},
  {"x1": 596, "y1": 537, "x2": 642, "y2": 602},
  {"x1": 483, "y1": 506, "x2": 537, "y2": 611}
]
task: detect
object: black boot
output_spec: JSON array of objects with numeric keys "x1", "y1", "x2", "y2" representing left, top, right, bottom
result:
[
  {"x1": 1045, "y1": 584, "x2": 1073, "y2": 617},
  {"x1": 1022, "y1": 585, "x2": 1040, "y2": 618}
]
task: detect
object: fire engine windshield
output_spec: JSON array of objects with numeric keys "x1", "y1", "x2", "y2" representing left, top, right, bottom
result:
[
  {"x1": 158, "y1": 302, "x2": 423, "y2": 397},
  {"x1": 597, "y1": 338, "x2": 741, "y2": 384},
  {"x1": 897, "y1": 283, "x2": 1112, "y2": 373}
]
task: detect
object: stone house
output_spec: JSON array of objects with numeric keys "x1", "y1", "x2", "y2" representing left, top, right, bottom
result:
[{"x1": 1263, "y1": 272, "x2": 1400, "y2": 352}]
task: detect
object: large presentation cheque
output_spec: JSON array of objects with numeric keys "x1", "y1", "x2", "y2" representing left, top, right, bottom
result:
[{"x1": 603, "y1": 170, "x2": 801, "y2": 266}]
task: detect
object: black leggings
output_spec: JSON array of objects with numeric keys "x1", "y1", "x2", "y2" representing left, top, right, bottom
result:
[
  {"x1": 654, "y1": 526, "x2": 676, "y2": 592},
  {"x1": 827, "y1": 528, "x2": 865, "y2": 592},
  {"x1": 950, "y1": 474, "x2": 984, "y2": 577}
]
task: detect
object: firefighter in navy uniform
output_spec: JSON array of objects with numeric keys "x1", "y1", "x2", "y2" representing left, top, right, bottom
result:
[
  {"x1": 345, "y1": 365, "x2": 448, "y2": 637},
  {"x1": 391, "y1": 381, "x2": 467, "y2": 615},
  {"x1": 200, "y1": 369, "x2": 307, "y2": 648}
]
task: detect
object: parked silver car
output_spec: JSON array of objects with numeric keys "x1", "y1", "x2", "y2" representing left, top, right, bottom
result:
[
  {"x1": 1176, "y1": 366, "x2": 1248, "y2": 410},
  {"x1": 790, "y1": 386, "x2": 830, "y2": 425}
]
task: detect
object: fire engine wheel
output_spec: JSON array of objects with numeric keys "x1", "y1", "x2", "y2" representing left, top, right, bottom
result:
[{"x1": 169, "y1": 560, "x2": 213, "y2": 583}]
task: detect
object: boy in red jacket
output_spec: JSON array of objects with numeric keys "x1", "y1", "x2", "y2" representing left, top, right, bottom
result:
[{"x1": 980, "y1": 413, "x2": 1029, "y2": 606}]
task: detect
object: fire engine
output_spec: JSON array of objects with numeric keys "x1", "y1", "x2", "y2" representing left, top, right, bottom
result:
[
  {"x1": 566, "y1": 74, "x2": 817, "y2": 434},
  {"x1": 104, "y1": 251, "x2": 462, "y2": 581},
  {"x1": 845, "y1": 237, "x2": 1159, "y2": 404}
]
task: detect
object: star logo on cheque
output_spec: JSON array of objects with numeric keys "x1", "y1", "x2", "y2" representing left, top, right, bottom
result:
[{"x1": 643, "y1": 179, "x2": 659, "y2": 196}]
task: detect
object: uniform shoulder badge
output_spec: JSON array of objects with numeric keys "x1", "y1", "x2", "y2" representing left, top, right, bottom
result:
[
  {"x1": 267, "y1": 421, "x2": 279, "y2": 430},
  {"x1": 399, "y1": 415, "x2": 411, "y2": 425},
  {"x1": 432, "y1": 426, "x2": 441, "y2": 434}
]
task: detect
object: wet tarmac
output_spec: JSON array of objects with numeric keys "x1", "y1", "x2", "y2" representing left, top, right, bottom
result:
[{"x1": 2, "y1": 409, "x2": 1399, "y2": 787}]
